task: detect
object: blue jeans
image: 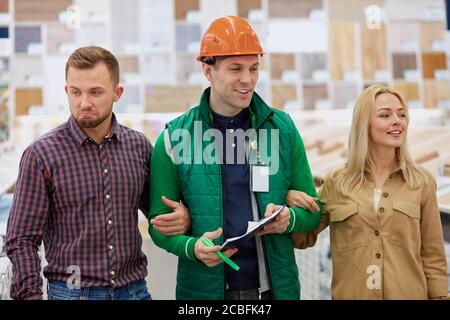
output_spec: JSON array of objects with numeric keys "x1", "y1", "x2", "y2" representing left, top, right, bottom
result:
[{"x1": 47, "y1": 279, "x2": 152, "y2": 300}]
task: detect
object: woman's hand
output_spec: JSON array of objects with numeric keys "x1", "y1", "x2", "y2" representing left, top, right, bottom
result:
[{"x1": 286, "y1": 190, "x2": 320, "y2": 212}]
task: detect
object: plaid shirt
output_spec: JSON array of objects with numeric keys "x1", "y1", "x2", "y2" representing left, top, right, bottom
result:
[{"x1": 6, "y1": 114, "x2": 152, "y2": 300}]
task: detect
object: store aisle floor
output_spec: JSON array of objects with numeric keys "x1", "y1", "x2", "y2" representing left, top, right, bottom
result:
[{"x1": 142, "y1": 238, "x2": 177, "y2": 300}]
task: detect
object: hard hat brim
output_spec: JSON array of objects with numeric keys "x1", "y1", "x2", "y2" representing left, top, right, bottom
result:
[{"x1": 197, "y1": 52, "x2": 265, "y2": 62}]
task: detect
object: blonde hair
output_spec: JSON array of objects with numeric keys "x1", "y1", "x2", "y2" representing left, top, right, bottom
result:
[{"x1": 337, "y1": 84, "x2": 426, "y2": 196}]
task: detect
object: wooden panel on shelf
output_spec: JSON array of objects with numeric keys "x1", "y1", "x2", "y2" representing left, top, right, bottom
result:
[
  {"x1": 176, "y1": 53, "x2": 198, "y2": 82},
  {"x1": 75, "y1": 24, "x2": 108, "y2": 48},
  {"x1": 0, "y1": 0, "x2": 8, "y2": 12},
  {"x1": 15, "y1": 88, "x2": 43, "y2": 116},
  {"x1": 268, "y1": 0, "x2": 322, "y2": 18},
  {"x1": 423, "y1": 81, "x2": 450, "y2": 108},
  {"x1": 111, "y1": 0, "x2": 139, "y2": 52},
  {"x1": 141, "y1": 53, "x2": 174, "y2": 84},
  {"x1": 0, "y1": 90, "x2": 8, "y2": 131},
  {"x1": 145, "y1": 85, "x2": 203, "y2": 113},
  {"x1": 385, "y1": 0, "x2": 443, "y2": 21},
  {"x1": 361, "y1": 23, "x2": 387, "y2": 80},
  {"x1": 176, "y1": 23, "x2": 201, "y2": 52},
  {"x1": 270, "y1": 53, "x2": 295, "y2": 80},
  {"x1": 328, "y1": 0, "x2": 385, "y2": 21},
  {"x1": 303, "y1": 84, "x2": 327, "y2": 111},
  {"x1": 258, "y1": 55, "x2": 268, "y2": 71},
  {"x1": 46, "y1": 24, "x2": 74, "y2": 55},
  {"x1": 0, "y1": 58, "x2": 9, "y2": 74},
  {"x1": 329, "y1": 22, "x2": 356, "y2": 80},
  {"x1": 14, "y1": 26, "x2": 41, "y2": 53},
  {"x1": 300, "y1": 53, "x2": 327, "y2": 80},
  {"x1": 389, "y1": 22, "x2": 420, "y2": 52},
  {"x1": 363, "y1": 82, "x2": 388, "y2": 89},
  {"x1": 318, "y1": 142, "x2": 344, "y2": 155},
  {"x1": 0, "y1": 97, "x2": 6, "y2": 112},
  {"x1": 442, "y1": 163, "x2": 450, "y2": 177},
  {"x1": 271, "y1": 85, "x2": 296, "y2": 110},
  {"x1": 15, "y1": 0, "x2": 72, "y2": 22},
  {"x1": 237, "y1": 0, "x2": 261, "y2": 19},
  {"x1": 332, "y1": 82, "x2": 357, "y2": 109},
  {"x1": 420, "y1": 22, "x2": 446, "y2": 51},
  {"x1": 305, "y1": 140, "x2": 323, "y2": 150},
  {"x1": 142, "y1": 119, "x2": 166, "y2": 146},
  {"x1": 415, "y1": 150, "x2": 439, "y2": 164},
  {"x1": 393, "y1": 82, "x2": 420, "y2": 102},
  {"x1": 117, "y1": 56, "x2": 139, "y2": 74},
  {"x1": 200, "y1": 0, "x2": 238, "y2": 28},
  {"x1": 422, "y1": 52, "x2": 447, "y2": 79},
  {"x1": 408, "y1": 128, "x2": 448, "y2": 145},
  {"x1": 392, "y1": 53, "x2": 417, "y2": 79},
  {"x1": 175, "y1": 0, "x2": 199, "y2": 20},
  {"x1": 11, "y1": 56, "x2": 43, "y2": 86},
  {"x1": 114, "y1": 85, "x2": 140, "y2": 113},
  {"x1": 440, "y1": 192, "x2": 450, "y2": 206}
]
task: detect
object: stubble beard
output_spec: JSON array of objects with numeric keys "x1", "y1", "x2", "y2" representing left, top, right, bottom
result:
[{"x1": 77, "y1": 111, "x2": 111, "y2": 128}]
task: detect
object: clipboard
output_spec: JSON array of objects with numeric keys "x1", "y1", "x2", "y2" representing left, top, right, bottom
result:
[{"x1": 220, "y1": 205, "x2": 286, "y2": 251}]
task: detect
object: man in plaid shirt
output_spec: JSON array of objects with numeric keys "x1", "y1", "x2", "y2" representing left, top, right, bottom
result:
[{"x1": 5, "y1": 46, "x2": 189, "y2": 300}]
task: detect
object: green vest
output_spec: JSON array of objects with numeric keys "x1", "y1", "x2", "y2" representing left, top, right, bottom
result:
[{"x1": 166, "y1": 88, "x2": 300, "y2": 299}]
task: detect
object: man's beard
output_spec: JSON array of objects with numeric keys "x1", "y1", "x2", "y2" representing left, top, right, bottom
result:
[{"x1": 77, "y1": 112, "x2": 110, "y2": 128}]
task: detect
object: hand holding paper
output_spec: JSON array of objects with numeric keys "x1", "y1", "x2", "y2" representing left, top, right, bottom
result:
[
  {"x1": 257, "y1": 204, "x2": 290, "y2": 236},
  {"x1": 220, "y1": 205, "x2": 288, "y2": 251}
]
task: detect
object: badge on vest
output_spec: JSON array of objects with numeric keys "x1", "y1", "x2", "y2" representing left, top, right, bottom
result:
[{"x1": 250, "y1": 164, "x2": 269, "y2": 192}]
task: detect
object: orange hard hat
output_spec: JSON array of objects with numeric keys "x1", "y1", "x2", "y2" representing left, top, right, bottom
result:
[{"x1": 197, "y1": 16, "x2": 264, "y2": 61}]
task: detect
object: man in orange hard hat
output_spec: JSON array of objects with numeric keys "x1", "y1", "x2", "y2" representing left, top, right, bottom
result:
[{"x1": 149, "y1": 16, "x2": 321, "y2": 300}]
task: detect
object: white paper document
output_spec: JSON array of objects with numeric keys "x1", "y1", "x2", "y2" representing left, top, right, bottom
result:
[{"x1": 220, "y1": 205, "x2": 286, "y2": 251}]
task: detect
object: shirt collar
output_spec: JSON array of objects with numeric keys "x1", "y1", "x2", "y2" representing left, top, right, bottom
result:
[
  {"x1": 109, "y1": 113, "x2": 122, "y2": 142},
  {"x1": 198, "y1": 87, "x2": 272, "y2": 129},
  {"x1": 68, "y1": 113, "x2": 122, "y2": 148},
  {"x1": 211, "y1": 108, "x2": 249, "y2": 130},
  {"x1": 364, "y1": 166, "x2": 404, "y2": 184}
]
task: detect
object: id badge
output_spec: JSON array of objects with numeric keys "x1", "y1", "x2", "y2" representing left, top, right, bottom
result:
[{"x1": 250, "y1": 164, "x2": 269, "y2": 192}]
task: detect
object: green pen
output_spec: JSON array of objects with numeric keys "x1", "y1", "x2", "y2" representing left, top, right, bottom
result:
[{"x1": 201, "y1": 237, "x2": 240, "y2": 271}]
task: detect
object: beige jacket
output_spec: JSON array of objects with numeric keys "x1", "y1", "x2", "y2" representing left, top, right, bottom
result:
[{"x1": 296, "y1": 167, "x2": 448, "y2": 299}]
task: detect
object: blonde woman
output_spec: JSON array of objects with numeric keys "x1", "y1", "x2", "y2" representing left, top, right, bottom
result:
[{"x1": 288, "y1": 84, "x2": 448, "y2": 299}]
